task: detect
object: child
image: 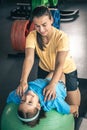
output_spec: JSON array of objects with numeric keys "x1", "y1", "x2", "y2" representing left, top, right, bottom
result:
[{"x1": 7, "y1": 74, "x2": 78, "y2": 127}]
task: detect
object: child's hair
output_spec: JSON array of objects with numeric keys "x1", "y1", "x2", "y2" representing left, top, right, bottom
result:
[
  {"x1": 31, "y1": 6, "x2": 52, "y2": 50},
  {"x1": 17, "y1": 107, "x2": 46, "y2": 127}
]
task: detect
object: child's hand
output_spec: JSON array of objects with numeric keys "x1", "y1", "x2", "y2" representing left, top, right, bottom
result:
[
  {"x1": 16, "y1": 82, "x2": 28, "y2": 97},
  {"x1": 43, "y1": 84, "x2": 56, "y2": 101}
]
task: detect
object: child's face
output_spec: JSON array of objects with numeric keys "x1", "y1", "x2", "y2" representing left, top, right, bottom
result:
[{"x1": 19, "y1": 91, "x2": 40, "y2": 112}]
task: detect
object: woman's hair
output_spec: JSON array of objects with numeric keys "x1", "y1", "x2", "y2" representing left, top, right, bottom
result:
[
  {"x1": 17, "y1": 108, "x2": 46, "y2": 127},
  {"x1": 31, "y1": 6, "x2": 52, "y2": 50},
  {"x1": 31, "y1": 6, "x2": 52, "y2": 20}
]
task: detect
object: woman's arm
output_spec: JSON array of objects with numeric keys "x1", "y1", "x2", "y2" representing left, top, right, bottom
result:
[
  {"x1": 16, "y1": 48, "x2": 35, "y2": 96},
  {"x1": 46, "y1": 71, "x2": 65, "y2": 84},
  {"x1": 43, "y1": 51, "x2": 68, "y2": 101},
  {"x1": 50, "y1": 51, "x2": 68, "y2": 85}
]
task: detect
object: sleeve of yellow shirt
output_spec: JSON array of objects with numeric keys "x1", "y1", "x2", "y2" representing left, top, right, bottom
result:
[
  {"x1": 56, "y1": 31, "x2": 70, "y2": 52},
  {"x1": 26, "y1": 31, "x2": 36, "y2": 49}
]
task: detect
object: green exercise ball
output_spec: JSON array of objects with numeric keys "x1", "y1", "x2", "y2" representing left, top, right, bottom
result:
[{"x1": 1, "y1": 103, "x2": 74, "y2": 130}]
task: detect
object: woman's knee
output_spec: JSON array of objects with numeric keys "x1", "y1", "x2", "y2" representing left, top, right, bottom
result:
[{"x1": 66, "y1": 88, "x2": 81, "y2": 106}]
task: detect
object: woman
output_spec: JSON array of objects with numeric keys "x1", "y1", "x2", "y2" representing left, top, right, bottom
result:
[{"x1": 16, "y1": 5, "x2": 80, "y2": 109}]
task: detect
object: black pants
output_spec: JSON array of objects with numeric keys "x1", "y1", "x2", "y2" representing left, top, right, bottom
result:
[
  {"x1": 65, "y1": 70, "x2": 78, "y2": 91},
  {"x1": 37, "y1": 66, "x2": 49, "y2": 78}
]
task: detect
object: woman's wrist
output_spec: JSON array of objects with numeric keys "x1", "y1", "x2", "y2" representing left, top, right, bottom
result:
[
  {"x1": 20, "y1": 79, "x2": 27, "y2": 84},
  {"x1": 50, "y1": 81, "x2": 58, "y2": 87}
]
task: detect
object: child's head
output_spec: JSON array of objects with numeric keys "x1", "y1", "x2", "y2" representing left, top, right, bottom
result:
[{"x1": 17, "y1": 91, "x2": 45, "y2": 127}]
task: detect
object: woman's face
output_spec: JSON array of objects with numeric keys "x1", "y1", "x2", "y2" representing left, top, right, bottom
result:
[
  {"x1": 19, "y1": 91, "x2": 40, "y2": 112},
  {"x1": 33, "y1": 15, "x2": 53, "y2": 37}
]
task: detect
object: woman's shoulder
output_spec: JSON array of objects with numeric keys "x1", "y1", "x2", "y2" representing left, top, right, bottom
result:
[
  {"x1": 52, "y1": 26, "x2": 68, "y2": 37},
  {"x1": 27, "y1": 30, "x2": 37, "y2": 37}
]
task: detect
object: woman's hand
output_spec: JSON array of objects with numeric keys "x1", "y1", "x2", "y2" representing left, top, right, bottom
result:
[
  {"x1": 43, "y1": 84, "x2": 56, "y2": 101},
  {"x1": 16, "y1": 81, "x2": 28, "y2": 97}
]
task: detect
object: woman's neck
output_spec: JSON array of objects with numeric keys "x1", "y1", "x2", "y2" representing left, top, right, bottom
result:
[{"x1": 42, "y1": 27, "x2": 53, "y2": 44}]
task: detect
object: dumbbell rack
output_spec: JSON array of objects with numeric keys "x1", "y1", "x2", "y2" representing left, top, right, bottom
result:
[
  {"x1": 10, "y1": 3, "x2": 31, "y2": 20},
  {"x1": 60, "y1": 9, "x2": 79, "y2": 22}
]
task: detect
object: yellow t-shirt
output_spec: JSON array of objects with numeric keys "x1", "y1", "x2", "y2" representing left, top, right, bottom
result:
[{"x1": 26, "y1": 27, "x2": 76, "y2": 73}]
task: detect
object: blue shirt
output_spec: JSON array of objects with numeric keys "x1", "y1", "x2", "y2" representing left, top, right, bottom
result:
[{"x1": 7, "y1": 78, "x2": 70, "y2": 114}]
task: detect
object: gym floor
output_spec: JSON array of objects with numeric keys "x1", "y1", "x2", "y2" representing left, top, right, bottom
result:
[{"x1": 0, "y1": 1, "x2": 87, "y2": 130}]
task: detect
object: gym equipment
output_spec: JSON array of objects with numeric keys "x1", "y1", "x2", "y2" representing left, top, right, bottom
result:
[
  {"x1": 57, "y1": 0, "x2": 79, "y2": 22},
  {"x1": 1, "y1": 103, "x2": 75, "y2": 130},
  {"x1": 10, "y1": 0, "x2": 79, "y2": 22},
  {"x1": 32, "y1": 0, "x2": 58, "y2": 10},
  {"x1": 49, "y1": 0, "x2": 58, "y2": 7},
  {"x1": 60, "y1": 9, "x2": 79, "y2": 22},
  {"x1": 32, "y1": 0, "x2": 49, "y2": 10},
  {"x1": 10, "y1": 0, "x2": 58, "y2": 20},
  {"x1": 10, "y1": 3, "x2": 31, "y2": 20},
  {"x1": 11, "y1": 20, "x2": 35, "y2": 52},
  {"x1": 50, "y1": 8, "x2": 60, "y2": 29}
]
